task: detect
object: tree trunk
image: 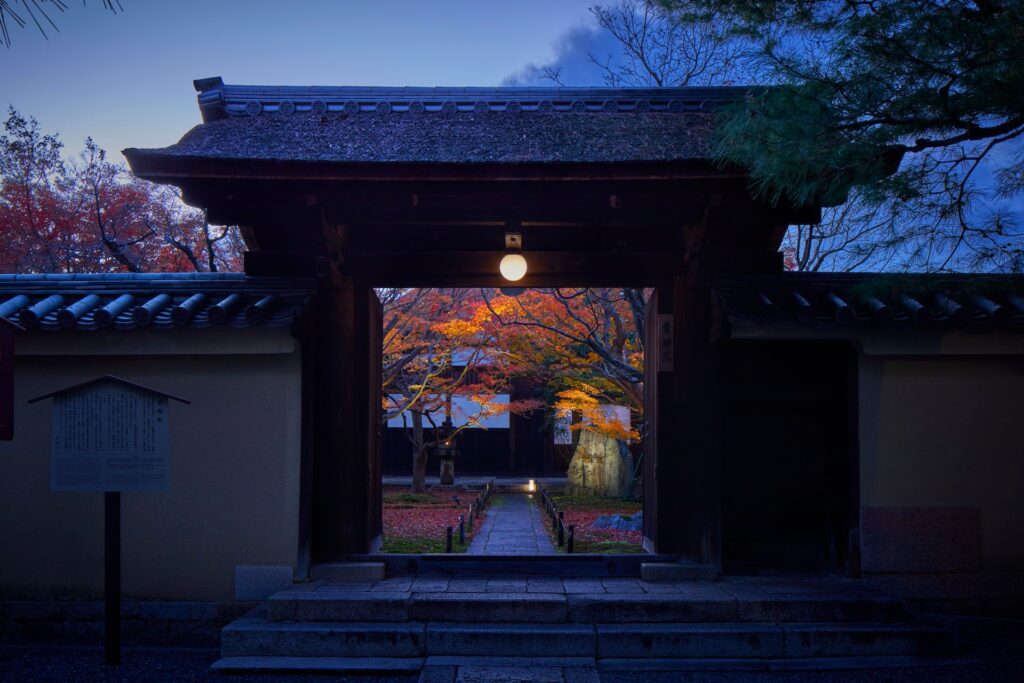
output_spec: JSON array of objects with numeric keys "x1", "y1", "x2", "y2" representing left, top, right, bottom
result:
[{"x1": 411, "y1": 411, "x2": 428, "y2": 492}]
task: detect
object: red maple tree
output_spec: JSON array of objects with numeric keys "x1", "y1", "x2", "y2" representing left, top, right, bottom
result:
[{"x1": 0, "y1": 107, "x2": 243, "y2": 273}]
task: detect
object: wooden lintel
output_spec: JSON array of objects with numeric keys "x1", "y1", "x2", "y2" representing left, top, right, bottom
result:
[{"x1": 336, "y1": 250, "x2": 685, "y2": 287}]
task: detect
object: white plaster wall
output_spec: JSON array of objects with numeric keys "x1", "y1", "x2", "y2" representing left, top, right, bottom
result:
[
  {"x1": 0, "y1": 330, "x2": 302, "y2": 601},
  {"x1": 859, "y1": 354, "x2": 1024, "y2": 570}
]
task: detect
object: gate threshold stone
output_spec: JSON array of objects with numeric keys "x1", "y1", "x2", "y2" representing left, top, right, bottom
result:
[
  {"x1": 309, "y1": 561, "x2": 386, "y2": 583},
  {"x1": 352, "y1": 552, "x2": 677, "y2": 577},
  {"x1": 641, "y1": 561, "x2": 719, "y2": 582}
]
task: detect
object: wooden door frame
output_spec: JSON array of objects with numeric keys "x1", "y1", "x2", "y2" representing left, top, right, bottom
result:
[{"x1": 305, "y1": 268, "x2": 731, "y2": 565}]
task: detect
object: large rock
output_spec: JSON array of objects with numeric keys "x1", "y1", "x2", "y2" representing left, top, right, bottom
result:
[{"x1": 565, "y1": 430, "x2": 633, "y2": 497}]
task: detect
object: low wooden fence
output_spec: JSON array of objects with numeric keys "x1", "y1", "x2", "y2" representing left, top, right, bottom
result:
[
  {"x1": 445, "y1": 480, "x2": 494, "y2": 552},
  {"x1": 539, "y1": 488, "x2": 575, "y2": 553}
]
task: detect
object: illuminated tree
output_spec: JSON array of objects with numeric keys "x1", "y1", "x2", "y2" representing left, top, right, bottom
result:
[
  {"x1": 479, "y1": 287, "x2": 648, "y2": 442},
  {"x1": 381, "y1": 288, "x2": 540, "y2": 491}
]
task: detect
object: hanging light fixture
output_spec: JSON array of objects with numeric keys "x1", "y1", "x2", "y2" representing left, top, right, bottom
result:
[{"x1": 500, "y1": 232, "x2": 527, "y2": 281}]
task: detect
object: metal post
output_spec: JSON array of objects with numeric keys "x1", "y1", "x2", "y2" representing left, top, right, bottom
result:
[
  {"x1": 446, "y1": 526, "x2": 453, "y2": 553},
  {"x1": 104, "y1": 491, "x2": 121, "y2": 666},
  {"x1": 467, "y1": 506, "x2": 474, "y2": 532},
  {"x1": 567, "y1": 524, "x2": 575, "y2": 554},
  {"x1": 557, "y1": 511, "x2": 565, "y2": 547},
  {"x1": 458, "y1": 515, "x2": 465, "y2": 545}
]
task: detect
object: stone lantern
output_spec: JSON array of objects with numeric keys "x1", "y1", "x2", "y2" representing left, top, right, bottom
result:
[{"x1": 436, "y1": 419, "x2": 458, "y2": 486}]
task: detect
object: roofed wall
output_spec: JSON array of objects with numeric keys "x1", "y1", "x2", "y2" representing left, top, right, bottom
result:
[{"x1": 0, "y1": 277, "x2": 306, "y2": 600}]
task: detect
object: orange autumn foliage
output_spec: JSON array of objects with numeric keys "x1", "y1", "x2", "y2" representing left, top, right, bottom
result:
[{"x1": 475, "y1": 287, "x2": 650, "y2": 442}]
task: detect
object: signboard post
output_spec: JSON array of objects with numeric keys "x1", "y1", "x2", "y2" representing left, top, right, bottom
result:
[{"x1": 30, "y1": 376, "x2": 188, "y2": 666}]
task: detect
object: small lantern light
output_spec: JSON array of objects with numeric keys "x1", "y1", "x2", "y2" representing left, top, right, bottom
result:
[
  {"x1": 499, "y1": 253, "x2": 528, "y2": 281},
  {"x1": 500, "y1": 231, "x2": 527, "y2": 281}
]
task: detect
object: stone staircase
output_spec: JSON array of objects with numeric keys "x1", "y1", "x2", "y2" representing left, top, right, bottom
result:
[{"x1": 210, "y1": 576, "x2": 959, "y2": 678}]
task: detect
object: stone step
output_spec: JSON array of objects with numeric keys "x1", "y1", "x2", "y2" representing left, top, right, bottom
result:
[
  {"x1": 426, "y1": 623, "x2": 594, "y2": 658},
  {"x1": 266, "y1": 589, "x2": 410, "y2": 622},
  {"x1": 213, "y1": 653, "x2": 960, "y2": 678},
  {"x1": 596, "y1": 622, "x2": 957, "y2": 659},
  {"x1": 265, "y1": 585, "x2": 908, "y2": 624},
  {"x1": 222, "y1": 613, "x2": 425, "y2": 658},
  {"x1": 595, "y1": 655, "x2": 958, "y2": 674},
  {"x1": 410, "y1": 592, "x2": 567, "y2": 623},
  {"x1": 267, "y1": 588, "x2": 568, "y2": 623},
  {"x1": 220, "y1": 617, "x2": 957, "y2": 661},
  {"x1": 419, "y1": 659, "x2": 598, "y2": 682},
  {"x1": 210, "y1": 656, "x2": 423, "y2": 675},
  {"x1": 568, "y1": 593, "x2": 908, "y2": 623}
]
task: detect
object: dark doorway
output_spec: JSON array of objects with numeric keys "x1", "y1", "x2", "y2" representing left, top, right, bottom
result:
[{"x1": 720, "y1": 340, "x2": 858, "y2": 574}]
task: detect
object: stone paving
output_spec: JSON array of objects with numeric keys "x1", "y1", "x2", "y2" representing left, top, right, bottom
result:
[{"x1": 467, "y1": 493, "x2": 555, "y2": 556}]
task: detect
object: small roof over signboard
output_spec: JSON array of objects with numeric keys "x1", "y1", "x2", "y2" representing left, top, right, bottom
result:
[{"x1": 29, "y1": 376, "x2": 191, "y2": 404}]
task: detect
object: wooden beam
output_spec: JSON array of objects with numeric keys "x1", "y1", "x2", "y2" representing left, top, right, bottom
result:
[
  {"x1": 205, "y1": 183, "x2": 716, "y2": 228},
  {"x1": 336, "y1": 250, "x2": 686, "y2": 287}
]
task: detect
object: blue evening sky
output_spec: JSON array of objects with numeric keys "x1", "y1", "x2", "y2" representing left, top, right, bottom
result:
[{"x1": 2, "y1": 0, "x2": 600, "y2": 159}]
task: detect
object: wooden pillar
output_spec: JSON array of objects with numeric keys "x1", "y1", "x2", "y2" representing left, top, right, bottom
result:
[
  {"x1": 651, "y1": 197, "x2": 787, "y2": 566},
  {"x1": 666, "y1": 269, "x2": 723, "y2": 565},
  {"x1": 310, "y1": 263, "x2": 378, "y2": 561},
  {"x1": 644, "y1": 279, "x2": 722, "y2": 565},
  {"x1": 644, "y1": 219, "x2": 725, "y2": 567}
]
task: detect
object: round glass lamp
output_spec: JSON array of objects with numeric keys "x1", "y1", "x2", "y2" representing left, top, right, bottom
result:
[{"x1": 499, "y1": 253, "x2": 528, "y2": 281}]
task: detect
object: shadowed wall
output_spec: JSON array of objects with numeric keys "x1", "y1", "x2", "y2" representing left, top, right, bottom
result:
[{"x1": 0, "y1": 330, "x2": 302, "y2": 601}]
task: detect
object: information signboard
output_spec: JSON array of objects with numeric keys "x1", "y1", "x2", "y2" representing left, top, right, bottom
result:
[
  {"x1": 30, "y1": 375, "x2": 187, "y2": 666},
  {"x1": 50, "y1": 383, "x2": 171, "y2": 492}
]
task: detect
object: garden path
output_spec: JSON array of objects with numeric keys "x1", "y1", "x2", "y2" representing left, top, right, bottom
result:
[{"x1": 468, "y1": 493, "x2": 555, "y2": 555}]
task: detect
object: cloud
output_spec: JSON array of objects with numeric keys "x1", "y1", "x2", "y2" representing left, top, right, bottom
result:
[{"x1": 502, "y1": 21, "x2": 624, "y2": 87}]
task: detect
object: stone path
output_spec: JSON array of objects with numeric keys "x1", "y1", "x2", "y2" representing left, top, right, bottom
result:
[{"x1": 468, "y1": 493, "x2": 555, "y2": 555}]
